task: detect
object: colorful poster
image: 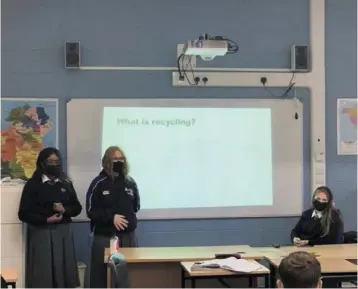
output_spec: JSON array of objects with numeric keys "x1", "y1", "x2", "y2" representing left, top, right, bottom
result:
[
  {"x1": 1, "y1": 98, "x2": 58, "y2": 179},
  {"x1": 337, "y1": 98, "x2": 357, "y2": 155}
]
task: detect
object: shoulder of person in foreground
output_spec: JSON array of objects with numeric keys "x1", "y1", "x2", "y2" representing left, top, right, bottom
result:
[
  {"x1": 331, "y1": 208, "x2": 343, "y2": 224},
  {"x1": 88, "y1": 173, "x2": 108, "y2": 191},
  {"x1": 85, "y1": 173, "x2": 108, "y2": 211},
  {"x1": 125, "y1": 175, "x2": 138, "y2": 187},
  {"x1": 296, "y1": 208, "x2": 314, "y2": 219},
  {"x1": 20, "y1": 177, "x2": 39, "y2": 196}
]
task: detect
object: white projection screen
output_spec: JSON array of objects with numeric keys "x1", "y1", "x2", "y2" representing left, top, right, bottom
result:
[{"x1": 67, "y1": 99, "x2": 303, "y2": 220}]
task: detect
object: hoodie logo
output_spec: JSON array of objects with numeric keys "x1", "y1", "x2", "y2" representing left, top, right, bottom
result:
[{"x1": 125, "y1": 187, "x2": 134, "y2": 197}]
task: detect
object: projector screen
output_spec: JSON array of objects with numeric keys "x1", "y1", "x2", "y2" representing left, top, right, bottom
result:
[{"x1": 67, "y1": 99, "x2": 303, "y2": 220}]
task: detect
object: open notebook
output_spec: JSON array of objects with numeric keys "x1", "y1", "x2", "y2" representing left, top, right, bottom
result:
[{"x1": 191, "y1": 257, "x2": 262, "y2": 273}]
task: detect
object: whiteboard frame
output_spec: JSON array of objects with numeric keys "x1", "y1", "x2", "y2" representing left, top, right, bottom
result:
[{"x1": 67, "y1": 98, "x2": 304, "y2": 220}]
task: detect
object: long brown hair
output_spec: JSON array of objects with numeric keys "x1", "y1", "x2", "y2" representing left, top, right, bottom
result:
[
  {"x1": 312, "y1": 186, "x2": 339, "y2": 236},
  {"x1": 101, "y1": 146, "x2": 129, "y2": 179}
]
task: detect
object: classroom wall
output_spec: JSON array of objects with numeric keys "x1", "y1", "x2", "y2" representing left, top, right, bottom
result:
[{"x1": 1, "y1": 0, "x2": 357, "y2": 265}]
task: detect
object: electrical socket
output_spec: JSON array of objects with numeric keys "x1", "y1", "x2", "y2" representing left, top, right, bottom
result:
[{"x1": 177, "y1": 44, "x2": 197, "y2": 69}]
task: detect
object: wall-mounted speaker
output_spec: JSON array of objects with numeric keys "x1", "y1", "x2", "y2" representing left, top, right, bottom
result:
[
  {"x1": 291, "y1": 45, "x2": 309, "y2": 72},
  {"x1": 65, "y1": 41, "x2": 80, "y2": 69}
]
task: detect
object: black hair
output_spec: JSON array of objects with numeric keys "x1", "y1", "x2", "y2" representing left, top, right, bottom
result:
[{"x1": 32, "y1": 147, "x2": 69, "y2": 182}]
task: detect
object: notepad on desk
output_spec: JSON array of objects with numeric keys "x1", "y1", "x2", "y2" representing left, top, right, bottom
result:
[{"x1": 191, "y1": 257, "x2": 262, "y2": 273}]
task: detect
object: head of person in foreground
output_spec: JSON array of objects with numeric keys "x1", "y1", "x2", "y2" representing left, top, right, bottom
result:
[{"x1": 277, "y1": 251, "x2": 322, "y2": 288}]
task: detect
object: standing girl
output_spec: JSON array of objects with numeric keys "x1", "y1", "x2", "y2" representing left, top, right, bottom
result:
[
  {"x1": 86, "y1": 146, "x2": 140, "y2": 288},
  {"x1": 18, "y1": 147, "x2": 82, "y2": 288}
]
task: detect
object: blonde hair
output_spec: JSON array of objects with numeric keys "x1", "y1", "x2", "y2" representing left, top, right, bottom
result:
[
  {"x1": 312, "y1": 186, "x2": 337, "y2": 237},
  {"x1": 101, "y1": 146, "x2": 129, "y2": 179}
]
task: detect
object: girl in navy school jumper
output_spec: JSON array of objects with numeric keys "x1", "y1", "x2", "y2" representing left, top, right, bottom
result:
[
  {"x1": 18, "y1": 147, "x2": 82, "y2": 288},
  {"x1": 86, "y1": 146, "x2": 140, "y2": 288},
  {"x1": 291, "y1": 186, "x2": 343, "y2": 246}
]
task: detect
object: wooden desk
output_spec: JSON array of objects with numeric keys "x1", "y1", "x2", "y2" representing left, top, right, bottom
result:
[
  {"x1": 181, "y1": 260, "x2": 270, "y2": 288},
  {"x1": 104, "y1": 245, "x2": 254, "y2": 287},
  {"x1": 249, "y1": 244, "x2": 358, "y2": 259},
  {"x1": 104, "y1": 245, "x2": 253, "y2": 263},
  {"x1": 103, "y1": 244, "x2": 357, "y2": 288},
  {"x1": 278, "y1": 244, "x2": 358, "y2": 258},
  {"x1": 0, "y1": 268, "x2": 18, "y2": 288}
]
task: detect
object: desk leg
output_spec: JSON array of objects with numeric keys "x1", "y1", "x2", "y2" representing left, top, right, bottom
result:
[
  {"x1": 264, "y1": 275, "x2": 269, "y2": 288},
  {"x1": 191, "y1": 278, "x2": 196, "y2": 288},
  {"x1": 6, "y1": 282, "x2": 16, "y2": 288},
  {"x1": 181, "y1": 267, "x2": 185, "y2": 288},
  {"x1": 105, "y1": 263, "x2": 111, "y2": 288},
  {"x1": 218, "y1": 278, "x2": 231, "y2": 288},
  {"x1": 269, "y1": 263, "x2": 277, "y2": 288}
]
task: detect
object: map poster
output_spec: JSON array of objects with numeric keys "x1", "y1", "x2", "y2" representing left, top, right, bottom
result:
[
  {"x1": 337, "y1": 98, "x2": 357, "y2": 155},
  {"x1": 1, "y1": 98, "x2": 58, "y2": 179}
]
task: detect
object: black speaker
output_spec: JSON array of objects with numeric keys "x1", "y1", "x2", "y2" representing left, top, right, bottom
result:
[
  {"x1": 291, "y1": 45, "x2": 309, "y2": 72},
  {"x1": 65, "y1": 41, "x2": 80, "y2": 68}
]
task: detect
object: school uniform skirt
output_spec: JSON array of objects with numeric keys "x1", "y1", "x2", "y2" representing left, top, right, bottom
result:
[
  {"x1": 89, "y1": 231, "x2": 137, "y2": 288},
  {"x1": 25, "y1": 223, "x2": 79, "y2": 288}
]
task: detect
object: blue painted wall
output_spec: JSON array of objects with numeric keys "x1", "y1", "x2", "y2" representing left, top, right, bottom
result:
[
  {"x1": 1, "y1": 0, "x2": 356, "y2": 265},
  {"x1": 325, "y1": 0, "x2": 357, "y2": 231}
]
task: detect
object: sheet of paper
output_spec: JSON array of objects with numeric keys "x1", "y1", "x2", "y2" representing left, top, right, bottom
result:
[
  {"x1": 218, "y1": 258, "x2": 262, "y2": 273},
  {"x1": 191, "y1": 257, "x2": 262, "y2": 273}
]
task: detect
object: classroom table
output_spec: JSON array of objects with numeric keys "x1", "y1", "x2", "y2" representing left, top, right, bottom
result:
[
  {"x1": 180, "y1": 260, "x2": 270, "y2": 288},
  {"x1": 103, "y1": 244, "x2": 358, "y2": 288},
  {"x1": 104, "y1": 245, "x2": 257, "y2": 287},
  {"x1": 0, "y1": 268, "x2": 18, "y2": 288},
  {"x1": 279, "y1": 243, "x2": 358, "y2": 258},
  {"x1": 251, "y1": 243, "x2": 357, "y2": 259}
]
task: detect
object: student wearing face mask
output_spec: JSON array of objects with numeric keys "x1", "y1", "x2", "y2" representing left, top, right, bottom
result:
[
  {"x1": 291, "y1": 186, "x2": 343, "y2": 246},
  {"x1": 18, "y1": 147, "x2": 82, "y2": 288},
  {"x1": 86, "y1": 146, "x2": 140, "y2": 288}
]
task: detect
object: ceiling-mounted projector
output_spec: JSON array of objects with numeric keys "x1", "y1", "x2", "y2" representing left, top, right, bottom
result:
[{"x1": 183, "y1": 39, "x2": 228, "y2": 61}]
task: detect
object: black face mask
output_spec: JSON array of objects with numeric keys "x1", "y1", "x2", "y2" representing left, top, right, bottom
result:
[
  {"x1": 44, "y1": 164, "x2": 61, "y2": 178},
  {"x1": 313, "y1": 199, "x2": 328, "y2": 211},
  {"x1": 112, "y1": 160, "x2": 124, "y2": 174}
]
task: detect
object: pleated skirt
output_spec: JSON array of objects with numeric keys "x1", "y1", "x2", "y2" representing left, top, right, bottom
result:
[{"x1": 25, "y1": 223, "x2": 80, "y2": 288}]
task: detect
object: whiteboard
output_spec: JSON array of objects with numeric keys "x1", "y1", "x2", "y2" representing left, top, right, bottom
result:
[{"x1": 67, "y1": 98, "x2": 303, "y2": 220}]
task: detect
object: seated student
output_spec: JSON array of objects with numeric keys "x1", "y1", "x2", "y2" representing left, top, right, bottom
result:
[
  {"x1": 277, "y1": 251, "x2": 322, "y2": 288},
  {"x1": 291, "y1": 186, "x2": 343, "y2": 246}
]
